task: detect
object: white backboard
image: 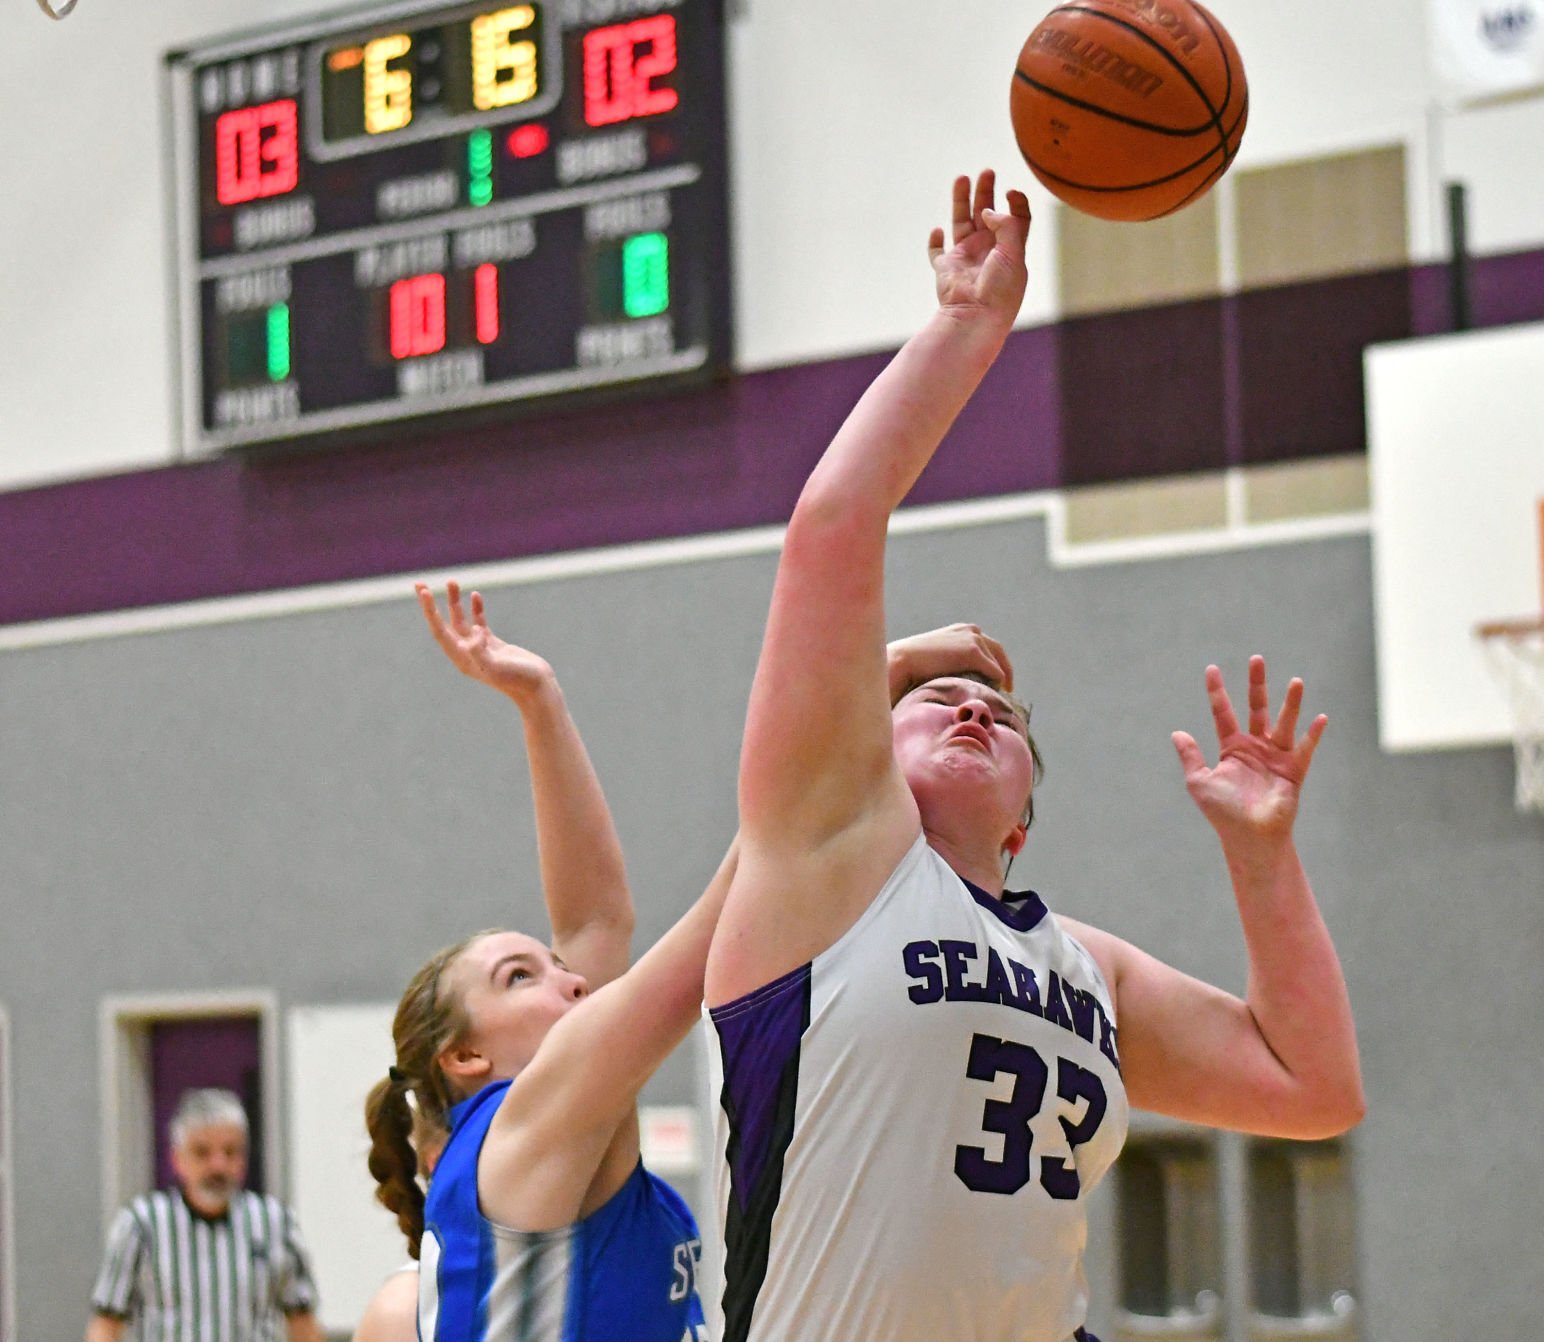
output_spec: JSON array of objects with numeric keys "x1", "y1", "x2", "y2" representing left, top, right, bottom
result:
[{"x1": 1368, "y1": 320, "x2": 1544, "y2": 751}]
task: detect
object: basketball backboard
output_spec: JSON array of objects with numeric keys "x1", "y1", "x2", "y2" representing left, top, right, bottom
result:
[{"x1": 1367, "y1": 320, "x2": 1544, "y2": 752}]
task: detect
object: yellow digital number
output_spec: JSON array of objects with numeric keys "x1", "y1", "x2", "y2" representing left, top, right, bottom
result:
[
  {"x1": 471, "y1": 7, "x2": 539, "y2": 111},
  {"x1": 364, "y1": 33, "x2": 413, "y2": 134}
]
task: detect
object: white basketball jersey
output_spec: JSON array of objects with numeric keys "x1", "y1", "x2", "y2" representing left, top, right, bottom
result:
[{"x1": 704, "y1": 833, "x2": 1129, "y2": 1342}]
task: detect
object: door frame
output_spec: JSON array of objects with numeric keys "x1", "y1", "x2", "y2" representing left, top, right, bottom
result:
[{"x1": 98, "y1": 991, "x2": 281, "y2": 1228}]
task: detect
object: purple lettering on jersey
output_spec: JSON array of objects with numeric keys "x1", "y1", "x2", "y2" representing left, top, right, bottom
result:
[
  {"x1": 1010, "y1": 960, "x2": 1044, "y2": 1016},
  {"x1": 1063, "y1": 981, "x2": 1099, "y2": 1044},
  {"x1": 941, "y1": 939, "x2": 988, "y2": 1002},
  {"x1": 1043, "y1": 972, "x2": 1075, "y2": 1032},
  {"x1": 899, "y1": 940, "x2": 1119, "y2": 1069},
  {"x1": 1098, "y1": 1008, "x2": 1121, "y2": 1072},
  {"x1": 902, "y1": 940, "x2": 945, "y2": 1003},
  {"x1": 982, "y1": 947, "x2": 1018, "y2": 1008}
]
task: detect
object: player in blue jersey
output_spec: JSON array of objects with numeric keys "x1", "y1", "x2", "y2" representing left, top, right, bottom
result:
[
  {"x1": 702, "y1": 171, "x2": 1367, "y2": 1342},
  {"x1": 365, "y1": 581, "x2": 727, "y2": 1342},
  {"x1": 365, "y1": 583, "x2": 1002, "y2": 1342}
]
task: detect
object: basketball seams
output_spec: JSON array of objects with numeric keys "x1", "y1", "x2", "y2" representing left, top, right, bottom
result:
[
  {"x1": 1186, "y1": 2, "x2": 1244, "y2": 171},
  {"x1": 1012, "y1": 68, "x2": 1216, "y2": 138},
  {"x1": 1052, "y1": 3, "x2": 1225, "y2": 122},
  {"x1": 1019, "y1": 91, "x2": 1246, "y2": 200}
]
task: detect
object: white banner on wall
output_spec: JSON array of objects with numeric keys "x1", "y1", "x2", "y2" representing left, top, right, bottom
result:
[{"x1": 1430, "y1": 0, "x2": 1544, "y2": 103}]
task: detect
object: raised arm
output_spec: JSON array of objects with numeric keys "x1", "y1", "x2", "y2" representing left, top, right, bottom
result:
[
  {"x1": 477, "y1": 841, "x2": 740, "y2": 1230},
  {"x1": 709, "y1": 174, "x2": 1031, "y2": 1001},
  {"x1": 418, "y1": 581, "x2": 633, "y2": 988},
  {"x1": 1068, "y1": 657, "x2": 1365, "y2": 1139}
]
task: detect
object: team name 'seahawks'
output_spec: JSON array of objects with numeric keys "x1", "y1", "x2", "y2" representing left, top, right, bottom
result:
[{"x1": 902, "y1": 938, "x2": 1122, "y2": 1073}]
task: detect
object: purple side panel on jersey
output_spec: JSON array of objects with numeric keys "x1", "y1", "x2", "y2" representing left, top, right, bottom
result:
[
  {"x1": 710, "y1": 964, "x2": 811, "y2": 1206},
  {"x1": 711, "y1": 963, "x2": 812, "y2": 1342}
]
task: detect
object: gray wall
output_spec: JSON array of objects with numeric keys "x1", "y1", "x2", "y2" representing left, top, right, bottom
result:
[{"x1": 2, "y1": 515, "x2": 1540, "y2": 1338}]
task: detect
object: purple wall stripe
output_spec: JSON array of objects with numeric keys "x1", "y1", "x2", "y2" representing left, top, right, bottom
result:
[{"x1": 3, "y1": 249, "x2": 1543, "y2": 628}]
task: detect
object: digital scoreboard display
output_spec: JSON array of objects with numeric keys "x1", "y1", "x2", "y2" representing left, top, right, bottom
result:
[{"x1": 168, "y1": 0, "x2": 730, "y2": 453}]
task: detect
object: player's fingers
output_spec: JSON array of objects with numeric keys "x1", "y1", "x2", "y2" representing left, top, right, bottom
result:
[
  {"x1": 414, "y1": 583, "x2": 460, "y2": 655},
  {"x1": 981, "y1": 634, "x2": 1013, "y2": 692},
  {"x1": 927, "y1": 227, "x2": 946, "y2": 264},
  {"x1": 1247, "y1": 655, "x2": 1270, "y2": 735},
  {"x1": 1296, "y1": 713, "x2": 1329, "y2": 767},
  {"x1": 1006, "y1": 188, "x2": 1031, "y2": 222},
  {"x1": 1172, "y1": 730, "x2": 1207, "y2": 778},
  {"x1": 972, "y1": 169, "x2": 996, "y2": 228},
  {"x1": 950, "y1": 174, "x2": 973, "y2": 245},
  {"x1": 414, "y1": 582, "x2": 443, "y2": 630},
  {"x1": 1272, "y1": 677, "x2": 1304, "y2": 748},
  {"x1": 446, "y1": 580, "x2": 469, "y2": 635},
  {"x1": 983, "y1": 195, "x2": 1031, "y2": 253},
  {"x1": 470, "y1": 591, "x2": 488, "y2": 629},
  {"x1": 1206, "y1": 664, "x2": 1241, "y2": 739}
]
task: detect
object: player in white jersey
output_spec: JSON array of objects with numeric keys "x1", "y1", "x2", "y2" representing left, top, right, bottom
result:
[
  {"x1": 703, "y1": 170, "x2": 1366, "y2": 1342},
  {"x1": 364, "y1": 587, "x2": 997, "y2": 1342}
]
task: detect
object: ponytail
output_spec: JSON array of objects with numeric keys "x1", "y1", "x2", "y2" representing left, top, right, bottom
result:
[{"x1": 365, "y1": 1074, "x2": 426, "y2": 1258}]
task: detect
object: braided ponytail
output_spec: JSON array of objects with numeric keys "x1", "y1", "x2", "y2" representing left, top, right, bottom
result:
[{"x1": 365, "y1": 1074, "x2": 426, "y2": 1257}]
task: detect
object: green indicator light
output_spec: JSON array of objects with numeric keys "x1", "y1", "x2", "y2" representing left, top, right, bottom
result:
[
  {"x1": 621, "y1": 232, "x2": 669, "y2": 319},
  {"x1": 266, "y1": 303, "x2": 291, "y2": 381},
  {"x1": 468, "y1": 129, "x2": 494, "y2": 206}
]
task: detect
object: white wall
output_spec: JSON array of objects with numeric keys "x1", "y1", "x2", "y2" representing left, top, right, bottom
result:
[
  {"x1": 287, "y1": 1004, "x2": 403, "y2": 1336},
  {"x1": 1, "y1": 0, "x2": 1542, "y2": 487}
]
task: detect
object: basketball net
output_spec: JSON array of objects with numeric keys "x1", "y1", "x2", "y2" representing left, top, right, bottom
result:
[
  {"x1": 1474, "y1": 500, "x2": 1544, "y2": 814},
  {"x1": 36, "y1": 0, "x2": 79, "y2": 17},
  {"x1": 1477, "y1": 620, "x2": 1544, "y2": 814}
]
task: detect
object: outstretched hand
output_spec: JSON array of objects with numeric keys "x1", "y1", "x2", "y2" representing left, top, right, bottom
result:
[
  {"x1": 928, "y1": 170, "x2": 1032, "y2": 324},
  {"x1": 416, "y1": 580, "x2": 554, "y2": 704},
  {"x1": 1172, "y1": 656, "x2": 1327, "y2": 842}
]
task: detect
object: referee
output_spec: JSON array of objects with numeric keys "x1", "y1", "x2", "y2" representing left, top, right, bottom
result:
[{"x1": 86, "y1": 1089, "x2": 326, "y2": 1342}]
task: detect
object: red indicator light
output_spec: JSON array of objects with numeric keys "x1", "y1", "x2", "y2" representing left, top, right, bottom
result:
[
  {"x1": 389, "y1": 273, "x2": 447, "y2": 359},
  {"x1": 475, "y1": 264, "x2": 500, "y2": 344},
  {"x1": 506, "y1": 123, "x2": 550, "y2": 158},
  {"x1": 582, "y1": 15, "x2": 679, "y2": 128},
  {"x1": 215, "y1": 99, "x2": 300, "y2": 206}
]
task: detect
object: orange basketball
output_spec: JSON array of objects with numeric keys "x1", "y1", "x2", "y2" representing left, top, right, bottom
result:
[{"x1": 1010, "y1": 0, "x2": 1248, "y2": 222}]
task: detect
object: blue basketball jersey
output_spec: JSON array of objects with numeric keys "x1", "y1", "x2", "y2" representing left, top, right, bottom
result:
[{"x1": 420, "y1": 1080, "x2": 709, "y2": 1342}]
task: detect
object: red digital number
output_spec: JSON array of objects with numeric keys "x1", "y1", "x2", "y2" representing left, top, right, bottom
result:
[
  {"x1": 215, "y1": 99, "x2": 299, "y2": 206},
  {"x1": 474, "y1": 264, "x2": 500, "y2": 345},
  {"x1": 389, "y1": 274, "x2": 447, "y2": 359},
  {"x1": 582, "y1": 16, "x2": 679, "y2": 127}
]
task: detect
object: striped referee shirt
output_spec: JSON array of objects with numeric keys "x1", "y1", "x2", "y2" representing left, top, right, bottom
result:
[{"x1": 90, "y1": 1188, "x2": 317, "y2": 1342}]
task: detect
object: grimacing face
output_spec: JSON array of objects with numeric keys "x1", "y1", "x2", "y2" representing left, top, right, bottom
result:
[
  {"x1": 891, "y1": 676, "x2": 1036, "y2": 849},
  {"x1": 170, "y1": 1121, "x2": 248, "y2": 1214}
]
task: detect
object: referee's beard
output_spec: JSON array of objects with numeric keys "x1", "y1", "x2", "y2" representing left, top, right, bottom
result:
[{"x1": 189, "y1": 1174, "x2": 239, "y2": 1211}]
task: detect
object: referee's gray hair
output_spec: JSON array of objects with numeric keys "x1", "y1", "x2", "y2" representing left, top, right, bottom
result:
[{"x1": 169, "y1": 1088, "x2": 249, "y2": 1148}]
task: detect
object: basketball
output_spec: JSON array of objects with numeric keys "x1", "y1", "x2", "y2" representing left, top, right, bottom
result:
[{"x1": 1010, "y1": 0, "x2": 1248, "y2": 222}]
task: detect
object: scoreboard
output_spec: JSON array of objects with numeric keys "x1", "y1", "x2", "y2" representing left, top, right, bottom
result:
[{"x1": 167, "y1": 0, "x2": 731, "y2": 453}]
